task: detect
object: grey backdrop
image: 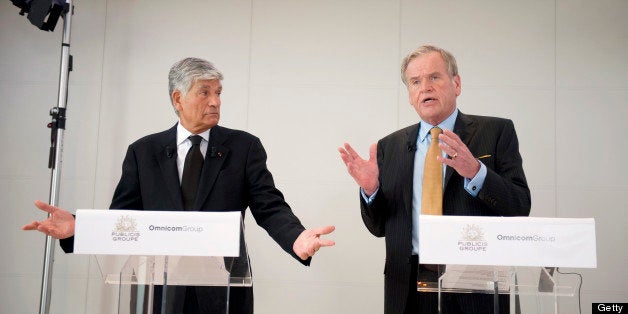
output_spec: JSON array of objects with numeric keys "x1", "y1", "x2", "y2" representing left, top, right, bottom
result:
[{"x1": 1, "y1": 0, "x2": 626, "y2": 313}]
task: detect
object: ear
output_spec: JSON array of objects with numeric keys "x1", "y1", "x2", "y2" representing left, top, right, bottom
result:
[
  {"x1": 172, "y1": 90, "x2": 183, "y2": 112},
  {"x1": 453, "y1": 75, "x2": 462, "y2": 96}
]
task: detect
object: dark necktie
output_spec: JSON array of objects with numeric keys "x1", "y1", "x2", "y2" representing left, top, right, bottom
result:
[
  {"x1": 421, "y1": 127, "x2": 443, "y2": 215},
  {"x1": 181, "y1": 135, "x2": 204, "y2": 210}
]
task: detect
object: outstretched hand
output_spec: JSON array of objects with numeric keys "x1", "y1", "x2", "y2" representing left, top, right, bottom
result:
[
  {"x1": 338, "y1": 143, "x2": 379, "y2": 196},
  {"x1": 21, "y1": 200, "x2": 75, "y2": 239},
  {"x1": 293, "y1": 225, "x2": 336, "y2": 260}
]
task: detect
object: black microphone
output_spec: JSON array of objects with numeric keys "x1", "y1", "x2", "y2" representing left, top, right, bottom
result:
[
  {"x1": 406, "y1": 141, "x2": 417, "y2": 152},
  {"x1": 210, "y1": 146, "x2": 217, "y2": 158},
  {"x1": 165, "y1": 146, "x2": 174, "y2": 158}
]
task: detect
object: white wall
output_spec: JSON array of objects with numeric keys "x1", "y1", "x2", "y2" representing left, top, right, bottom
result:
[{"x1": 1, "y1": 0, "x2": 626, "y2": 313}]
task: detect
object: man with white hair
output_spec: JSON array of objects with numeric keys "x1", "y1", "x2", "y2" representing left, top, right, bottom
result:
[{"x1": 24, "y1": 57, "x2": 335, "y2": 314}]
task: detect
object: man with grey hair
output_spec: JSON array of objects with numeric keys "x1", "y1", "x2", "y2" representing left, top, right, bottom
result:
[
  {"x1": 24, "y1": 57, "x2": 335, "y2": 313},
  {"x1": 339, "y1": 45, "x2": 530, "y2": 313}
]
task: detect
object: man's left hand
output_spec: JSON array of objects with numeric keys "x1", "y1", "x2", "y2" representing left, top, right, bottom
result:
[
  {"x1": 437, "y1": 129, "x2": 481, "y2": 179},
  {"x1": 293, "y1": 225, "x2": 336, "y2": 260}
]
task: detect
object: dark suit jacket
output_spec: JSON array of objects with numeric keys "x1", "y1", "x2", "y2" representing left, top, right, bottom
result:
[
  {"x1": 361, "y1": 111, "x2": 531, "y2": 314},
  {"x1": 62, "y1": 124, "x2": 309, "y2": 313}
]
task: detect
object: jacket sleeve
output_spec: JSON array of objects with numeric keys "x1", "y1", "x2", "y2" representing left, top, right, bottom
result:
[
  {"x1": 360, "y1": 139, "x2": 387, "y2": 237},
  {"x1": 109, "y1": 145, "x2": 144, "y2": 210},
  {"x1": 245, "y1": 137, "x2": 310, "y2": 266},
  {"x1": 477, "y1": 119, "x2": 531, "y2": 216}
]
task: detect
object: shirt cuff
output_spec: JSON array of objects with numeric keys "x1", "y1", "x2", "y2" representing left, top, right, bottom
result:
[
  {"x1": 464, "y1": 161, "x2": 487, "y2": 197},
  {"x1": 361, "y1": 187, "x2": 379, "y2": 204}
]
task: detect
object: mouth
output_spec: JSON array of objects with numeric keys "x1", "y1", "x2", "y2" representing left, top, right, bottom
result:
[{"x1": 422, "y1": 97, "x2": 437, "y2": 104}]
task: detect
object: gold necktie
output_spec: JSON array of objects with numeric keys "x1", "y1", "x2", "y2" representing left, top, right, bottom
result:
[{"x1": 421, "y1": 127, "x2": 443, "y2": 215}]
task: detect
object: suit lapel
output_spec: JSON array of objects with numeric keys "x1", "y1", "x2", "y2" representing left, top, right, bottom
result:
[
  {"x1": 402, "y1": 124, "x2": 420, "y2": 214},
  {"x1": 194, "y1": 125, "x2": 230, "y2": 210},
  {"x1": 156, "y1": 125, "x2": 185, "y2": 210},
  {"x1": 445, "y1": 111, "x2": 475, "y2": 187}
]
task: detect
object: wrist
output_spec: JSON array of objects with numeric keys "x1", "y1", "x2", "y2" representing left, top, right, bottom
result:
[{"x1": 363, "y1": 184, "x2": 379, "y2": 197}]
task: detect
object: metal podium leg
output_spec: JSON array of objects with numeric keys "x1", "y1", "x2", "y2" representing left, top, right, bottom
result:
[
  {"x1": 493, "y1": 270, "x2": 499, "y2": 314},
  {"x1": 494, "y1": 280, "x2": 499, "y2": 314}
]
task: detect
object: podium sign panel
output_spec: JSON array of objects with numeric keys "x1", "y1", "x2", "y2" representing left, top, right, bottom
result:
[
  {"x1": 418, "y1": 215, "x2": 596, "y2": 268},
  {"x1": 74, "y1": 209, "x2": 241, "y2": 257}
]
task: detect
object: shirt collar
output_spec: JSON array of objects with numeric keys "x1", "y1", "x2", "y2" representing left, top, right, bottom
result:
[
  {"x1": 176, "y1": 122, "x2": 210, "y2": 146},
  {"x1": 419, "y1": 108, "x2": 459, "y2": 143}
]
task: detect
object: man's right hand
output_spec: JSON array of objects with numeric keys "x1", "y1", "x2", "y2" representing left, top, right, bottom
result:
[
  {"x1": 22, "y1": 200, "x2": 75, "y2": 239},
  {"x1": 338, "y1": 143, "x2": 379, "y2": 196}
]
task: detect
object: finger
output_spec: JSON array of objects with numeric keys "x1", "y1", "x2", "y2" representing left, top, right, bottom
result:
[
  {"x1": 22, "y1": 221, "x2": 40, "y2": 230},
  {"x1": 438, "y1": 134, "x2": 457, "y2": 152},
  {"x1": 368, "y1": 143, "x2": 377, "y2": 162},
  {"x1": 317, "y1": 239, "x2": 336, "y2": 247},
  {"x1": 442, "y1": 129, "x2": 462, "y2": 144},
  {"x1": 34, "y1": 200, "x2": 58, "y2": 215},
  {"x1": 338, "y1": 149, "x2": 353, "y2": 165},
  {"x1": 343, "y1": 143, "x2": 362, "y2": 160},
  {"x1": 338, "y1": 147, "x2": 348, "y2": 156},
  {"x1": 438, "y1": 142, "x2": 454, "y2": 157},
  {"x1": 298, "y1": 252, "x2": 308, "y2": 260},
  {"x1": 311, "y1": 225, "x2": 335, "y2": 236},
  {"x1": 440, "y1": 131, "x2": 467, "y2": 155},
  {"x1": 437, "y1": 155, "x2": 454, "y2": 168}
]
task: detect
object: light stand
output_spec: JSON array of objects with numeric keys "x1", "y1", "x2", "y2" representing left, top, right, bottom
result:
[{"x1": 39, "y1": 1, "x2": 73, "y2": 313}]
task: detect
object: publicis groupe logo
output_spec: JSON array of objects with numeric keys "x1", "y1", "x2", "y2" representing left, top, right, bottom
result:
[
  {"x1": 111, "y1": 215, "x2": 140, "y2": 241},
  {"x1": 458, "y1": 224, "x2": 488, "y2": 252}
]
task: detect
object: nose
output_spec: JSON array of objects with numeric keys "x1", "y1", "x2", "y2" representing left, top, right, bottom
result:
[
  {"x1": 208, "y1": 94, "x2": 221, "y2": 107},
  {"x1": 420, "y1": 79, "x2": 434, "y2": 92}
]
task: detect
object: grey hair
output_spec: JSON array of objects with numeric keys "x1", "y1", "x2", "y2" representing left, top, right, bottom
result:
[
  {"x1": 400, "y1": 45, "x2": 458, "y2": 86},
  {"x1": 168, "y1": 57, "x2": 224, "y2": 114}
]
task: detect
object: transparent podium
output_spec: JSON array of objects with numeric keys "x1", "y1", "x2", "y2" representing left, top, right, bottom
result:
[
  {"x1": 416, "y1": 215, "x2": 596, "y2": 314},
  {"x1": 78, "y1": 211, "x2": 251, "y2": 314},
  {"x1": 416, "y1": 265, "x2": 577, "y2": 314},
  {"x1": 95, "y1": 245, "x2": 251, "y2": 313}
]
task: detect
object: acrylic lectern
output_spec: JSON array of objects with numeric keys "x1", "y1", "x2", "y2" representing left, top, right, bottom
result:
[
  {"x1": 94, "y1": 231, "x2": 251, "y2": 313},
  {"x1": 75, "y1": 209, "x2": 250, "y2": 314},
  {"x1": 417, "y1": 215, "x2": 596, "y2": 313}
]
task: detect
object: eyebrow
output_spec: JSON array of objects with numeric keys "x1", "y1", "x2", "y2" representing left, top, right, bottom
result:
[
  {"x1": 408, "y1": 71, "x2": 442, "y2": 82},
  {"x1": 197, "y1": 84, "x2": 222, "y2": 91}
]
